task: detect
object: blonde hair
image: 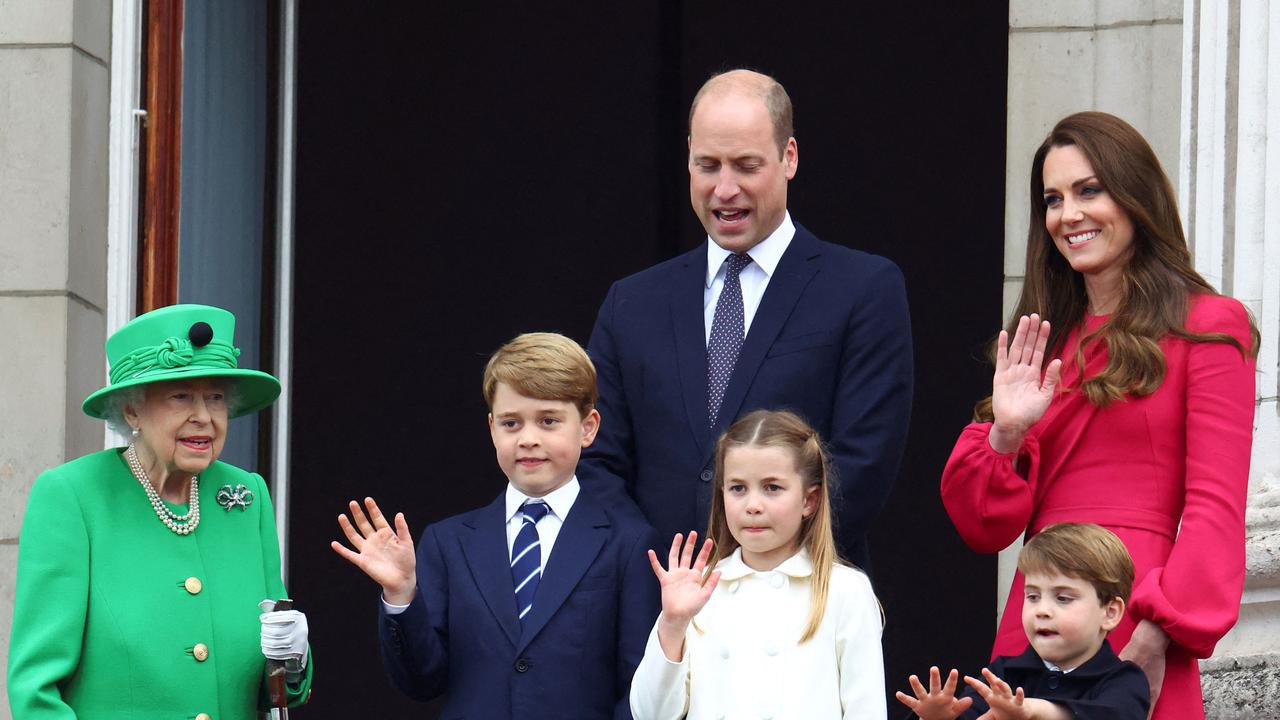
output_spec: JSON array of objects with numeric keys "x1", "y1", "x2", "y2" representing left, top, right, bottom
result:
[
  {"x1": 482, "y1": 333, "x2": 597, "y2": 418},
  {"x1": 1019, "y1": 522, "x2": 1135, "y2": 604},
  {"x1": 705, "y1": 409, "x2": 843, "y2": 643}
]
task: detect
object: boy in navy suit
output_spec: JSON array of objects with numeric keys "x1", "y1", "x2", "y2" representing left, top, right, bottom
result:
[
  {"x1": 897, "y1": 523, "x2": 1149, "y2": 720},
  {"x1": 333, "y1": 332, "x2": 660, "y2": 719}
]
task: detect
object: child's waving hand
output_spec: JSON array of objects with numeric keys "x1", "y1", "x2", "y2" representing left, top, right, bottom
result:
[
  {"x1": 895, "y1": 666, "x2": 973, "y2": 720},
  {"x1": 332, "y1": 497, "x2": 418, "y2": 605},
  {"x1": 648, "y1": 531, "x2": 721, "y2": 662},
  {"x1": 965, "y1": 668, "x2": 1070, "y2": 720}
]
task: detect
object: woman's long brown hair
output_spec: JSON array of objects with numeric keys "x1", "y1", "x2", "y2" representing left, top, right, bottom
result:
[
  {"x1": 704, "y1": 409, "x2": 845, "y2": 643},
  {"x1": 976, "y1": 111, "x2": 1258, "y2": 420}
]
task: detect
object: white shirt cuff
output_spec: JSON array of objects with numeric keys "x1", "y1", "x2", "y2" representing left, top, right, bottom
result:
[{"x1": 382, "y1": 594, "x2": 411, "y2": 615}]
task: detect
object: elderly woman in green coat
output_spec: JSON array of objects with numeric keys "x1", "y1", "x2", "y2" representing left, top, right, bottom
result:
[{"x1": 8, "y1": 304, "x2": 313, "y2": 719}]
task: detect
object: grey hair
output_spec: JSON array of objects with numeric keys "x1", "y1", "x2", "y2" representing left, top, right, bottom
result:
[
  {"x1": 101, "y1": 386, "x2": 146, "y2": 438},
  {"x1": 99, "y1": 379, "x2": 244, "y2": 438}
]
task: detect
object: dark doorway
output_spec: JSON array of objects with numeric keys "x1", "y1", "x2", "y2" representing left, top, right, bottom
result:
[{"x1": 290, "y1": 4, "x2": 1007, "y2": 717}]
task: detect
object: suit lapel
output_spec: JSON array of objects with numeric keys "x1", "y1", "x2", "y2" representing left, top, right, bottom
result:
[
  {"x1": 459, "y1": 495, "x2": 521, "y2": 648},
  {"x1": 515, "y1": 492, "x2": 609, "y2": 653},
  {"x1": 671, "y1": 246, "x2": 714, "y2": 454},
  {"x1": 713, "y1": 227, "x2": 822, "y2": 436}
]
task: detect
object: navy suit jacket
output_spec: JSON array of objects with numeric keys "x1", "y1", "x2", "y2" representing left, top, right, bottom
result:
[
  {"x1": 379, "y1": 488, "x2": 660, "y2": 720},
  {"x1": 580, "y1": 222, "x2": 912, "y2": 569}
]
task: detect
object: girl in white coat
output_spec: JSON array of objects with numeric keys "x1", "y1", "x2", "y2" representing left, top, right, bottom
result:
[{"x1": 630, "y1": 409, "x2": 886, "y2": 720}]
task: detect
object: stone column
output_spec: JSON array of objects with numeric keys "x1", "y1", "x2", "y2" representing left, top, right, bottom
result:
[
  {"x1": 0, "y1": 2, "x2": 112, "y2": 717},
  {"x1": 1182, "y1": 1, "x2": 1280, "y2": 717},
  {"x1": 1002, "y1": 0, "x2": 1185, "y2": 618}
]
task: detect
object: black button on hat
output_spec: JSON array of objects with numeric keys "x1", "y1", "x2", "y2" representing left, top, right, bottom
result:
[{"x1": 188, "y1": 322, "x2": 214, "y2": 347}]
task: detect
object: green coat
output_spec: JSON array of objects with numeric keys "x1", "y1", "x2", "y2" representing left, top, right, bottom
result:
[{"x1": 8, "y1": 449, "x2": 313, "y2": 719}]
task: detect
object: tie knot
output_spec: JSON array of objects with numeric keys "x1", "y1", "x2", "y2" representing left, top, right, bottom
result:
[
  {"x1": 521, "y1": 501, "x2": 550, "y2": 523},
  {"x1": 725, "y1": 253, "x2": 753, "y2": 277}
]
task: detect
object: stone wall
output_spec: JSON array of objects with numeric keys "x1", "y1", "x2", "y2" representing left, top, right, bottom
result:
[
  {"x1": 0, "y1": 1, "x2": 113, "y2": 717},
  {"x1": 1182, "y1": 1, "x2": 1280, "y2": 717}
]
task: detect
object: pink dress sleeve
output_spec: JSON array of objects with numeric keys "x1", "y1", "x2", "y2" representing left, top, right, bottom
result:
[
  {"x1": 1127, "y1": 296, "x2": 1256, "y2": 657},
  {"x1": 940, "y1": 422, "x2": 1042, "y2": 554}
]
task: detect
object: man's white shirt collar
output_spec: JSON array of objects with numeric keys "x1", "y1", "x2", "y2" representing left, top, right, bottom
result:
[
  {"x1": 505, "y1": 476, "x2": 580, "y2": 522},
  {"x1": 705, "y1": 211, "x2": 795, "y2": 288}
]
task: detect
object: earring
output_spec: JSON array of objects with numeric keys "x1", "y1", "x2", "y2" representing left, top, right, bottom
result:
[{"x1": 131, "y1": 427, "x2": 140, "y2": 438}]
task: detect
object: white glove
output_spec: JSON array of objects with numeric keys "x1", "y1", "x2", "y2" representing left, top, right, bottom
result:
[{"x1": 259, "y1": 604, "x2": 309, "y2": 672}]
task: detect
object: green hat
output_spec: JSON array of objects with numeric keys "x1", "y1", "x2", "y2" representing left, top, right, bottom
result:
[{"x1": 82, "y1": 304, "x2": 281, "y2": 420}]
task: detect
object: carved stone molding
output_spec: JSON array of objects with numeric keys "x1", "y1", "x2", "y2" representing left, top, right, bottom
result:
[
  {"x1": 1202, "y1": 653, "x2": 1280, "y2": 720},
  {"x1": 1247, "y1": 472, "x2": 1280, "y2": 589}
]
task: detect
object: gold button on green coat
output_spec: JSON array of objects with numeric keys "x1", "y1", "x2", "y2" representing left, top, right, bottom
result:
[
  {"x1": 186, "y1": 576, "x2": 203, "y2": 594},
  {"x1": 7, "y1": 450, "x2": 313, "y2": 719}
]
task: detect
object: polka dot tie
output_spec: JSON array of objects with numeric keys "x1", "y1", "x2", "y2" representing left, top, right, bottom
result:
[
  {"x1": 511, "y1": 501, "x2": 550, "y2": 625},
  {"x1": 707, "y1": 253, "x2": 753, "y2": 428}
]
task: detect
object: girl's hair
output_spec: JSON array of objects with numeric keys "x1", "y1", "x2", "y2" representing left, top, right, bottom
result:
[
  {"x1": 705, "y1": 409, "x2": 842, "y2": 643},
  {"x1": 975, "y1": 111, "x2": 1258, "y2": 419}
]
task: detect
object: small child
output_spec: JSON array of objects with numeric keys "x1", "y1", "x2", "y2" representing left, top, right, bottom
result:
[
  {"x1": 629, "y1": 409, "x2": 886, "y2": 719},
  {"x1": 332, "y1": 332, "x2": 660, "y2": 719},
  {"x1": 896, "y1": 522, "x2": 1149, "y2": 720}
]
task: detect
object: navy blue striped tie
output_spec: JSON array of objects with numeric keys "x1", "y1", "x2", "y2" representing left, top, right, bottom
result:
[{"x1": 511, "y1": 501, "x2": 551, "y2": 624}]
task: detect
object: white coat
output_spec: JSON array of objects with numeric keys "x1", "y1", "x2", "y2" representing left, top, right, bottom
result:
[{"x1": 629, "y1": 548, "x2": 886, "y2": 720}]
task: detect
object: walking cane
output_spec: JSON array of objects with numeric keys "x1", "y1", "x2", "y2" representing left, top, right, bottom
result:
[{"x1": 264, "y1": 598, "x2": 293, "y2": 720}]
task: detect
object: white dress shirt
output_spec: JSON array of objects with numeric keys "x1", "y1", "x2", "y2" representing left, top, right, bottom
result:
[
  {"x1": 383, "y1": 477, "x2": 581, "y2": 614},
  {"x1": 502, "y1": 476, "x2": 580, "y2": 566},
  {"x1": 703, "y1": 211, "x2": 796, "y2": 344},
  {"x1": 630, "y1": 547, "x2": 886, "y2": 719}
]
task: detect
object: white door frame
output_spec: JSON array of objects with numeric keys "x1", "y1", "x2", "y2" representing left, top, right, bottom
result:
[{"x1": 271, "y1": 0, "x2": 299, "y2": 578}]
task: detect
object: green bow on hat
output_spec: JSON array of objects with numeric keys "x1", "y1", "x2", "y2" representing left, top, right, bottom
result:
[{"x1": 82, "y1": 304, "x2": 281, "y2": 419}]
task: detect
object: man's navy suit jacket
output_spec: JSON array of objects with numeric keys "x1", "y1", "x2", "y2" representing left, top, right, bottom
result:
[
  {"x1": 580, "y1": 223, "x2": 913, "y2": 569},
  {"x1": 378, "y1": 488, "x2": 660, "y2": 719}
]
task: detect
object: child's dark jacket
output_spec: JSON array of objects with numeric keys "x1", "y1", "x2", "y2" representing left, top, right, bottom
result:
[
  {"x1": 960, "y1": 641, "x2": 1150, "y2": 720},
  {"x1": 378, "y1": 487, "x2": 660, "y2": 719}
]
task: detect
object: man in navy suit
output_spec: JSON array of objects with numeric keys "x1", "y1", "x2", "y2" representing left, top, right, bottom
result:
[
  {"x1": 333, "y1": 333, "x2": 659, "y2": 719},
  {"x1": 580, "y1": 69, "x2": 913, "y2": 571}
]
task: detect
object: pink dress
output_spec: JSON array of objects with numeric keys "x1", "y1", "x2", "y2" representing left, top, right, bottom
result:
[{"x1": 941, "y1": 293, "x2": 1256, "y2": 719}]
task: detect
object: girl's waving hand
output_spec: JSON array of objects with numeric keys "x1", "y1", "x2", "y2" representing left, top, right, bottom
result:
[{"x1": 648, "y1": 531, "x2": 721, "y2": 661}]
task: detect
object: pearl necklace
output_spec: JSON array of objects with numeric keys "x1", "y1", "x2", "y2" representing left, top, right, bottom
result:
[{"x1": 125, "y1": 444, "x2": 200, "y2": 535}]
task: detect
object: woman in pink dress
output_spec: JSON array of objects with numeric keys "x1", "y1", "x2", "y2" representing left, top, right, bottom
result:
[{"x1": 941, "y1": 111, "x2": 1258, "y2": 719}]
